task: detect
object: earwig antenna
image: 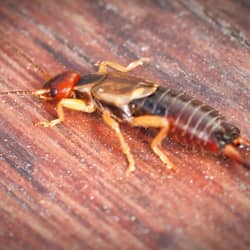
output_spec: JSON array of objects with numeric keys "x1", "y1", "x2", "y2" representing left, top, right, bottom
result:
[
  {"x1": 0, "y1": 30, "x2": 51, "y2": 80},
  {"x1": 0, "y1": 90, "x2": 34, "y2": 95},
  {"x1": 0, "y1": 89, "x2": 50, "y2": 96}
]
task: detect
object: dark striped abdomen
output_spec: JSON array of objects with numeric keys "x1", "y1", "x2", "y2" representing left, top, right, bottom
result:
[{"x1": 130, "y1": 86, "x2": 234, "y2": 150}]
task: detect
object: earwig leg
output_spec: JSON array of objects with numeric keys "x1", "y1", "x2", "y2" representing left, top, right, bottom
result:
[
  {"x1": 97, "y1": 57, "x2": 150, "y2": 74},
  {"x1": 131, "y1": 115, "x2": 175, "y2": 171},
  {"x1": 102, "y1": 112, "x2": 135, "y2": 175},
  {"x1": 37, "y1": 98, "x2": 96, "y2": 127},
  {"x1": 151, "y1": 126, "x2": 176, "y2": 171}
]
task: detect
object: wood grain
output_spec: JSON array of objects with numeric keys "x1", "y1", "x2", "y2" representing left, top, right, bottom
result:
[{"x1": 0, "y1": 0, "x2": 249, "y2": 249}]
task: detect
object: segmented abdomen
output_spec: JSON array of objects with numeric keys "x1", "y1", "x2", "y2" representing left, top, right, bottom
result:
[{"x1": 130, "y1": 86, "x2": 227, "y2": 150}]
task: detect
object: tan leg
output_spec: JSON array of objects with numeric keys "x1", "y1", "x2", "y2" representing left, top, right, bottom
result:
[
  {"x1": 131, "y1": 115, "x2": 175, "y2": 171},
  {"x1": 97, "y1": 57, "x2": 150, "y2": 74},
  {"x1": 102, "y1": 112, "x2": 135, "y2": 175},
  {"x1": 37, "y1": 98, "x2": 96, "y2": 127},
  {"x1": 151, "y1": 126, "x2": 175, "y2": 171}
]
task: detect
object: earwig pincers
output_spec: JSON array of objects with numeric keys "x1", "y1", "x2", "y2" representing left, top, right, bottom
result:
[{"x1": 1, "y1": 58, "x2": 249, "y2": 174}]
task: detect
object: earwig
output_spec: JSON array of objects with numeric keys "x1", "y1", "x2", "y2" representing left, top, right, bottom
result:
[{"x1": 1, "y1": 58, "x2": 249, "y2": 174}]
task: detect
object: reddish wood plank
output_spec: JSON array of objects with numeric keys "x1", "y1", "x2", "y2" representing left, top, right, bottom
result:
[{"x1": 0, "y1": 0, "x2": 249, "y2": 249}]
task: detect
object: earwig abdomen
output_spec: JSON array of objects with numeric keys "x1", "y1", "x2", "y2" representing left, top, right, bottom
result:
[{"x1": 130, "y1": 86, "x2": 240, "y2": 153}]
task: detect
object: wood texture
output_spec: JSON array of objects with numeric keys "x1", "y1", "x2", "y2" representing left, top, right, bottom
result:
[{"x1": 0, "y1": 0, "x2": 249, "y2": 249}]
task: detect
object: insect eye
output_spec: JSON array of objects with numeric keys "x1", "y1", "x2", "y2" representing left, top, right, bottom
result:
[{"x1": 51, "y1": 88, "x2": 58, "y2": 97}]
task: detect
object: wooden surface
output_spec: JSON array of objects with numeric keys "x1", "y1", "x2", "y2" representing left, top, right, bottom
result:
[{"x1": 0, "y1": 0, "x2": 250, "y2": 249}]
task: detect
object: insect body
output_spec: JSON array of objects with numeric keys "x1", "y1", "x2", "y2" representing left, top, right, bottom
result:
[{"x1": 1, "y1": 58, "x2": 249, "y2": 174}]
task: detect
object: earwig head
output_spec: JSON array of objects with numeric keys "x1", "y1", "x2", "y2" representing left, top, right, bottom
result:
[
  {"x1": 33, "y1": 71, "x2": 80, "y2": 101},
  {"x1": 0, "y1": 71, "x2": 81, "y2": 100}
]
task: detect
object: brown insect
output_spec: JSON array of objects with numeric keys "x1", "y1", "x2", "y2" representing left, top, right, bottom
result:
[{"x1": 1, "y1": 58, "x2": 249, "y2": 174}]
